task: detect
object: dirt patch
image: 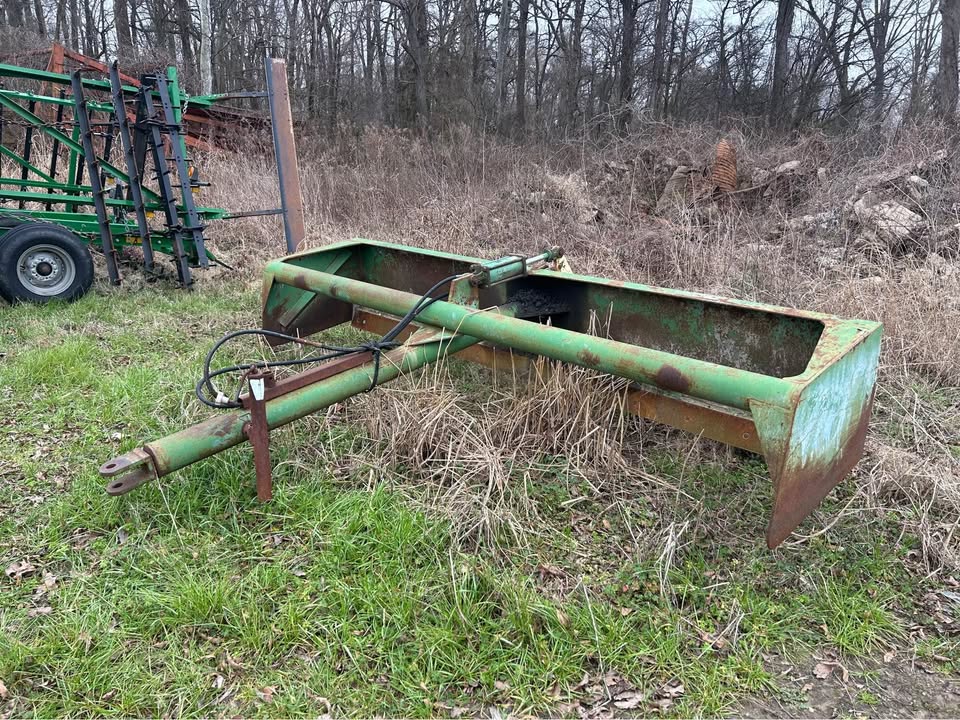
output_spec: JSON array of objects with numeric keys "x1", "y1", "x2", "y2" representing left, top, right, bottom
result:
[{"x1": 739, "y1": 655, "x2": 960, "y2": 718}]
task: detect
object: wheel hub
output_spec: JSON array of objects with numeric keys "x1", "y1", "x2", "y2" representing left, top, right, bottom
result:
[
  {"x1": 16, "y1": 245, "x2": 77, "y2": 296},
  {"x1": 25, "y1": 252, "x2": 63, "y2": 285}
]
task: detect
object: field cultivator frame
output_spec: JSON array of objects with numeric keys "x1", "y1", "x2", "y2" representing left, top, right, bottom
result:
[{"x1": 0, "y1": 55, "x2": 304, "y2": 295}]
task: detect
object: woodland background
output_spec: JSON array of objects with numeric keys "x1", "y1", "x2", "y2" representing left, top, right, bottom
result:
[{"x1": 0, "y1": 0, "x2": 957, "y2": 137}]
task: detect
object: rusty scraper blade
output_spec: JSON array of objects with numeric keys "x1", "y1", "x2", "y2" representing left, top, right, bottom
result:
[
  {"x1": 100, "y1": 240, "x2": 882, "y2": 550},
  {"x1": 259, "y1": 241, "x2": 883, "y2": 547}
]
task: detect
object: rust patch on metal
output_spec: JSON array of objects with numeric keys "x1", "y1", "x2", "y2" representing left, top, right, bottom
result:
[
  {"x1": 627, "y1": 388, "x2": 761, "y2": 453},
  {"x1": 655, "y1": 365, "x2": 690, "y2": 393},
  {"x1": 290, "y1": 272, "x2": 311, "y2": 291},
  {"x1": 578, "y1": 348, "x2": 601, "y2": 367},
  {"x1": 241, "y1": 352, "x2": 374, "y2": 405},
  {"x1": 207, "y1": 413, "x2": 241, "y2": 440},
  {"x1": 765, "y1": 390, "x2": 874, "y2": 548},
  {"x1": 243, "y1": 369, "x2": 275, "y2": 501}
]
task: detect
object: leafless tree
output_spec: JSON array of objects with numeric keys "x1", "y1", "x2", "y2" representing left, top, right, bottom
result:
[
  {"x1": 937, "y1": 0, "x2": 959, "y2": 117},
  {"x1": 0, "y1": 0, "x2": 943, "y2": 136}
]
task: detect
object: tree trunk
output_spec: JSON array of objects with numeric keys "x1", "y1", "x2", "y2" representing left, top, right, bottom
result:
[
  {"x1": 115, "y1": 0, "x2": 133, "y2": 54},
  {"x1": 515, "y1": 0, "x2": 528, "y2": 133},
  {"x1": 69, "y1": 0, "x2": 80, "y2": 52},
  {"x1": 670, "y1": 0, "x2": 692, "y2": 116},
  {"x1": 768, "y1": 0, "x2": 795, "y2": 127},
  {"x1": 562, "y1": 0, "x2": 585, "y2": 131},
  {"x1": 617, "y1": 0, "x2": 635, "y2": 132},
  {"x1": 199, "y1": 0, "x2": 213, "y2": 93},
  {"x1": 54, "y1": 0, "x2": 66, "y2": 39},
  {"x1": 374, "y1": 0, "x2": 389, "y2": 121},
  {"x1": 460, "y1": 0, "x2": 478, "y2": 115},
  {"x1": 648, "y1": 0, "x2": 669, "y2": 115},
  {"x1": 494, "y1": 0, "x2": 512, "y2": 128},
  {"x1": 33, "y1": 0, "x2": 47, "y2": 36},
  {"x1": 401, "y1": 0, "x2": 430, "y2": 129},
  {"x1": 6, "y1": 0, "x2": 25, "y2": 27},
  {"x1": 82, "y1": 0, "x2": 97, "y2": 55},
  {"x1": 176, "y1": 0, "x2": 196, "y2": 73},
  {"x1": 937, "y1": 0, "x2": 960, "y2": 117}
]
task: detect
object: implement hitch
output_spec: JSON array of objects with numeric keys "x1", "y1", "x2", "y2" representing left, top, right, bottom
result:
[{"x1": 101, "y1": 240, "x2": 882, "y2": 548}]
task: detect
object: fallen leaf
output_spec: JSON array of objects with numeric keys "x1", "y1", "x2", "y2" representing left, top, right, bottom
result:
[
  {"x1": 0, "y1": 680, "x2": 7, "y2": 698},
  {"x1": 661, "y1": 682, "x2": 684, "y2": 698},
  {"x1": 257, "y1": 686, "x2": 276, "y2": 702},
  {"x1": 613, "y1": 690, "x2": 642, "y2": 709},
  {"x1": 538, "y1": 564, "x2": 564, "y2": 580},
  {"x1": 28, "y1": 606, "x2": 52, "y2": 617},
  {"x1": 494, "y1": 680, "x2": 510, "y2": 691},
  {"x1": 813, "y1": 662, "x2": 833, "y2": 680},
  {"x1": 5, "y1": 560, "x2": 35, "y2": 581},
  {"x1": 556, "y1": 608, "x2": 570, "y2": 627},
  {"x1": 221, "y1": 649, "x2": 244, "y2": 670},
  {"x1": 573, "y1": 672, "x2": 591, "y2": 690},
  {"x1": 883, "y1": 650, "x2": 895, "y2": 663},
  {"x1": 619, "y1": 607, "x2": 632, "y2": 617},
  {"x1": 314, "y1": 696, "x2": 332, "y2": 718},
  {"x1": 34, "y1": 573, "x2": 57, "y2": 598}
]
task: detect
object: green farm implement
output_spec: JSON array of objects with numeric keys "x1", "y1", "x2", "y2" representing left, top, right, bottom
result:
[
  {"x1": 101, "y1": 240, "x2": 883, "y2": 548},
  {"x1": 0, "y1": 56, "x2": 304, "y2": 303}
]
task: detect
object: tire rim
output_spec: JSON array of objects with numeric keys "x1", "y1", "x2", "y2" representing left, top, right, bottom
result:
[{"x1": 16, "y1": 244, "x2": 77, "y2": 297}]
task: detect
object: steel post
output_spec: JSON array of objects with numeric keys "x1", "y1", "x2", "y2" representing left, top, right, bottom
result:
[{"x1": 264, "y1": 56, "x2": 306, "y2": 254}]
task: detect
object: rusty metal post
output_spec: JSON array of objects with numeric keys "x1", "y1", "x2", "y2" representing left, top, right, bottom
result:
[
  {"x1": 243, "y1": 369, "x2": 275, "y2": 501},
  {"x1": 264, "y1": 56, "x2": 306, "y2": 254}
]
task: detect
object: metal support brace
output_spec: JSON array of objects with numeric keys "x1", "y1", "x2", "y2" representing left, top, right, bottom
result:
[
  {"x1": 139, "y1": 76, "x2": 192, "y2": 287},
  {"x1": 18, "y1": 98, "x2": 34, "y2": 208},
  {"x1": 70, "y1": 71, "x2": 121, "y2": 286},
  {"x1": 45, "y1": 90, "x2": 65, "y2": 212},
  {"x1": 109, "y1": 62, "x2": 155, "y2": 272},
  {"x1": 243, "y1": 369, "x2": 275, "y2": 501},
  {"x1": 155, "y1": 73, "x2": 208, "y2": 268},
  {"x1": 264, "y1": 56, "x2": 306, "y2": 254}
]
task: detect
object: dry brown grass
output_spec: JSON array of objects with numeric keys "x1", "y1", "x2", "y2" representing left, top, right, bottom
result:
[
  {"x1": 195, "y1": 120, "x2": 960, "y2": 570},
  {"x1": 345, "y1": 357, "x2": 643, "y2": 548}
]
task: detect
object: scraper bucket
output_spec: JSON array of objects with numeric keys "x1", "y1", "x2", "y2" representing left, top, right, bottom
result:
[{"x1": 262, "y1": 240, "x2": 882, "y2": 548}]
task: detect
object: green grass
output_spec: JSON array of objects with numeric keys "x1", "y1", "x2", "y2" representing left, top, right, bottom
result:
[{"x1": 0, "y1": 283, "x2": 953, "y2": 716}]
